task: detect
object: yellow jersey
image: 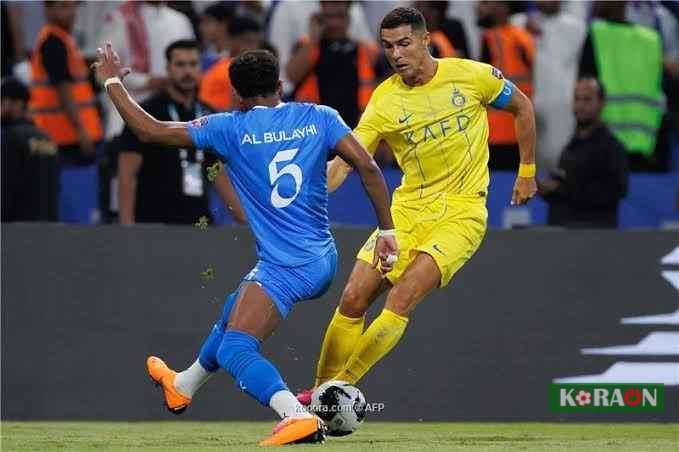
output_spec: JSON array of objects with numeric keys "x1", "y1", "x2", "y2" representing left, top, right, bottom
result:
[{"x1": 354, "y1": 58, "x2": 505, "y2": 204}]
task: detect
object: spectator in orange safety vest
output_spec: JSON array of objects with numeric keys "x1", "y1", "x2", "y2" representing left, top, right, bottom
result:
[
  {"x1": 29, "y1": 1, "x2": 104, "y2": 223},
  {"x1": 478, "y1": 0, "x2": 535, "y2": 170},
  {"x1": 198, "y1": 16, "x2": 265, "y2": 112},
  {"x1": 286, "y1": 1, "x2": 378, "y2": 128},
  {"x1": 29, "y1": 0, "x2": 103, "y2": 165}
]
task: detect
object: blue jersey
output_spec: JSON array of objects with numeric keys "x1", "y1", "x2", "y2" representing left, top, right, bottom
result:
[{"x1": 188, "y1": 102, "x2": 351, "y2": 266}]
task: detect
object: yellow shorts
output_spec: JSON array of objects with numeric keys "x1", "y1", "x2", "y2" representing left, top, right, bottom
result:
[{"x1": 356, "y1": 196, "x2": 487, "y2": 287}]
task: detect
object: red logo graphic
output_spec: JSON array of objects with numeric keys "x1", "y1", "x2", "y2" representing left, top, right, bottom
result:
[
  {"x1": 624, "y1": 388, "x2": 642, "y2": 406},
  {"x1": 575, "y1": 390, "x2": 592, "y2": 406}
]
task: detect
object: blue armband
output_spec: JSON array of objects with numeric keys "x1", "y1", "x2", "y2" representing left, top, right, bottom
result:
[{"x1": 490, "y1": 80, "x2": 515, "y2": 109}]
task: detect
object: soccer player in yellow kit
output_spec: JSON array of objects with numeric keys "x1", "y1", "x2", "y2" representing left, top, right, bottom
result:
[{"x1": 299, "y1": 7, "x2": 537, "y2": 399}]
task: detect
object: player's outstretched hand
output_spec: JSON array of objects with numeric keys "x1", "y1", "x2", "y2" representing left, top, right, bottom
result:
[
  {"x1": 91, "y1": 41, "x2": 131, "y2": 87},
  {"x1": 511, "y1": 176, "x2": 537, "y2": 205},
  {"x1": 373, "y1": 235, "x2": 399, "y2": 275}
]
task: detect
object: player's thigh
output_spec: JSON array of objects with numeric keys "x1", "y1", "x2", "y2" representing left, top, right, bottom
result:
[
  {"x1": 384, "y1": 252, "x2": 441, "y2": 316},
  {"x1": 228, "y1": 282, "x2": 281, "y2": 341},
  {"x1": 356, "y1": 205, "x2": 419, "y2": 288},
  {"x1": 417, "y1": 207, "x2": 487, "y2": 288}
]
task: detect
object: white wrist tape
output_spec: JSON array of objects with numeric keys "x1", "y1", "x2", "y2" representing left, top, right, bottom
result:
[
  {"x1": 385, "y1": 254, "x2": 398, "y2": 265},
  {"x1": 378, "y1": 229, "x2": 396, "y2": 237},
  {"x1": 104, "y1": 77, "x2": 122, "y2": 89}
]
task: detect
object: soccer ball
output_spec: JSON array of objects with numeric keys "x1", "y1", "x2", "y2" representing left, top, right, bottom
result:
[{"x1": 310, "y1": 380, "x2": 367, "y2": 436}]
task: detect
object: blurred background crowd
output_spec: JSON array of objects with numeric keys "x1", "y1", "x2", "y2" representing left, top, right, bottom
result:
[{"x1": 1, "y1": 0, "x2": 678, "y2": 228}]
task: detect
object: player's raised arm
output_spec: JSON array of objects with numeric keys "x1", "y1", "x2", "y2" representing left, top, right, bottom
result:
[
  {"x1": 497, "y1": 83, "x2": 538, "y2": 205},
  {"x1": 334, "y1": 133, "x2": 398, "y2": 272},
  {"x1": 327, "y1": 83, "x2": 383, "y2": 193},
  {"x1": 91, "y1": 42, "x2": 192, "y2": 148}
]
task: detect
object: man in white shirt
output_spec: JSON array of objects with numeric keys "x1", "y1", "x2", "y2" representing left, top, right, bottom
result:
[
  {"x1": 513, "y1": 1, "x2": 586, "y2": 171},
  {"x1": 98, "y1": 1, "x2": 195, "y2": 139}
]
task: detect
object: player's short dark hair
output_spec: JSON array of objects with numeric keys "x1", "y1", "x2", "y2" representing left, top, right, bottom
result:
[
  {"x1": 228, "y1": 15, "x2": 262, "y2": 37},
  {"x1": 380, "y1": 7, "x2": 427, "y2": 33},
  {"x1": 164, "y1": 39, "x2": 200, "y2": 63},
  {"x1": 203, "y1": 1, "x2": 234, "y2": 22},
  {"x1": 579, "y1": 76, "x2": 607, "y2": 101},
  {"x1": 1, "y1": 77, "x2": 30, "y2": 102},
  {"x1": 229, "y1": 50, "x2": 279, "y2": 98}
]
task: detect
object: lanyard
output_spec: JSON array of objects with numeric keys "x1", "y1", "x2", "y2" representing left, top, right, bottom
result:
[{"x1": 168, "y1": 102, "x2": 204, "y2": 165}]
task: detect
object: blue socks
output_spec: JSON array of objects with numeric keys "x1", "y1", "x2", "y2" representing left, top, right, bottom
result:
[
  {"x1": 217, "y1": 330, "x2": 288, "y2": 405},
  {"x1": 197, "y1": 290, "x2": 288, "y2": 406},
  {"x1": 198, "y1": 292, "x2": 237, "y2": 372}
]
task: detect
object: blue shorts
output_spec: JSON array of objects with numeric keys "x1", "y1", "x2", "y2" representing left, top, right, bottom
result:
[{"x1": 242, "y1": 246, "x2": 338, "y2": 318}]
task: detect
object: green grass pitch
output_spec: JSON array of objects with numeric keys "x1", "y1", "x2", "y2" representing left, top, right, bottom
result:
[{"x1": 2, "y1": 422, "x2": 678, "y2": 451}]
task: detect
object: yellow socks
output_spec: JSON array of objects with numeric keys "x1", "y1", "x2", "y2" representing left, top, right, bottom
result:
[
  {"x1": 314, "y1": 308, "x2": 365, "y2": 386},
  {"x1": 334, "y1": 309, "x2": 408, "y2": 385}
]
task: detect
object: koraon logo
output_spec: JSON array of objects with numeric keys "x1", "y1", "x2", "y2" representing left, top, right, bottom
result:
[{"x1": 550, "y1": 384, "x2": 663, "y2": 412}]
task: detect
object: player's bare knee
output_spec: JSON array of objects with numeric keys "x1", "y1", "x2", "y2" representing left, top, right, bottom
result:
[
  {"x1": 338, "y1": 284, "x2": 370, "y2": 318},
  {"x1": 385, "y1": 282, "x2": 419, "y2": 316}
]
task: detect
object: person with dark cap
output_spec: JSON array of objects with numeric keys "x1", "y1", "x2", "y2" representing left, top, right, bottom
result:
[
  {"x1": 199, "y1": 1, "x2": 234, "y2": 70},
  {"x1": 2, "y1": 77, "x2": 59, "y2": 222},
  {"x1": 478, "y1": 0, "x2": 535, "y2": 170}
]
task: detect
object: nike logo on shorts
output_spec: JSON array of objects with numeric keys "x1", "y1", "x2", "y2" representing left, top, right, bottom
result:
[{"x1": 398, "y1": 113, "x2": 413, "y2": 124}]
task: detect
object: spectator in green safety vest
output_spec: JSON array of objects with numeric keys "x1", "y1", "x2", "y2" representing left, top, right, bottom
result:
[{"x1": 578, "y1": 1, "x2": 664, "y2": 172}]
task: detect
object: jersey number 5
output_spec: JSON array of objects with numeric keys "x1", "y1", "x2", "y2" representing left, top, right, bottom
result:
[{"x1": 269, "y1": 148, "x2": 302, "y2": 208}]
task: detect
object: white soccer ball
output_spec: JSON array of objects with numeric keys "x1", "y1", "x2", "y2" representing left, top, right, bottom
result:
[{"x1": 310, "y1": 380, "x2": 367, "y2": 436}]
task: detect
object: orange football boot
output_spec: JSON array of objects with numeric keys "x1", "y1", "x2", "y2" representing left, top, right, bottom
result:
[
  {"x1": 146, "y1": 356, "x2": 192, "y2": 414},
  {"x1": 259, "y1": 416, "x2": 327, "y2": 446}
]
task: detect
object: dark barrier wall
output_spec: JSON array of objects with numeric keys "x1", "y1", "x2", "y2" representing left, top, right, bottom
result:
[{"x1": 2, "y1": 224, "x2": 678, "y2": 421}]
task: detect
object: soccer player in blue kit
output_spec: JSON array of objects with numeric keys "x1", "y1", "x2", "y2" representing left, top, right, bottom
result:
[{"x1": 92, "y1": 43, "x2": 398, "y2": 445}]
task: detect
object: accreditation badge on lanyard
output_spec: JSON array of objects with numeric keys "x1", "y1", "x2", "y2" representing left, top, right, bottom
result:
[{"x1": 169, "y1": 103, "x2": 205, "y2": 197}]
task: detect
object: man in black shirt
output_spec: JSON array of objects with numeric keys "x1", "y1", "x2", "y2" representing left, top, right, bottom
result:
[
  {"x1": 539, "y1": 77, "x2": 628, "y2": 228},
  {"x1": 117, "y1": 40, "x2": 244, "y2": 225},
  {"x1": 1, "y1": 77, "x2": 59, "y2": 222}
]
